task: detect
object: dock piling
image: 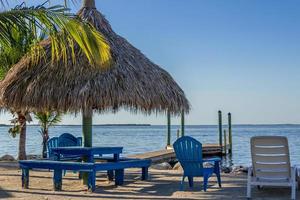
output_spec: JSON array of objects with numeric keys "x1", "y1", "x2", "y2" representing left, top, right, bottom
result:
[
  {"x1": 218, "y1": 110, "x2": 222, "y2": 147},
  {"x1": 228, "y1": 113, "x2": 232, "y2": 154},
  {"x1": 166, "y1": 110, "x2": 171, "y2": 147},
  {"x1": 181, "y1": 110, "x2": 185, "y2": 136},
  {"x1": 177, "y1": 129, "x2": 180, "y2": 139},
  {"x1": 223, "y1": 130, "x2": 227, "y2": 155}
]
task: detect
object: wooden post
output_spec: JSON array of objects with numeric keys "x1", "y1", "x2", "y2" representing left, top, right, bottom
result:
[
  {"x1": 224, "y1": 130, "x2": 227, "y2": 155},
  {"x1": 82, "y1": 107, "x2": 93, "y2": 185},
  {"x1": 218, "y1": 110, "x2": 222, "y2": 147},
  {"x1": 177, "y1": 129, "x2": 180, "y2": 139},
  {"x1": 82, "y1": 108, "x2": 93, "y2": 147},
  {"x1": 228, "y1": 112, "x2": 232, "y2": 154},
  {"x1": 166, "y1": 110, "x2": 171, "y2": 147},
  {"x1": 181, "y1": 110, "x2": 185, "y2": 136}
]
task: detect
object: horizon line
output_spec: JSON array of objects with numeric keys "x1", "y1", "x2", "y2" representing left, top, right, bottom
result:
[{"x1": 1, "y1": 123, "x2": 300, "y2": 126}]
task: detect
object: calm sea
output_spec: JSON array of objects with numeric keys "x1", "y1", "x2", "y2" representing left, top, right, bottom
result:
[{"x1": 1, "y1": 124, "x2": 300, "y2": 166}]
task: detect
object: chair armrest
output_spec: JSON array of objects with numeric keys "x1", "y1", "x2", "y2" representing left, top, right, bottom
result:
[
  {"x1": 291, "y1": 165, "x2": 297, "y2": 182},
  {"x1": 248, "y1": 166, "x2": 253, "y2": 177}
]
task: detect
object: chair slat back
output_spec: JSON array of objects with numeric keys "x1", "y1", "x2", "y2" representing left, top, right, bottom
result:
[
  {"x1": 251, "y1": 136, "x2": 291, "y2": 181},
  {"x1": 173, "y1": 136, "x2": 203, "y2": 176},
  {"x1": 47, "y1": 137, "x2": 58, "y2": 158},
  {"x1": 58, "y1": 133, "x2": 81, "y2": 147}
]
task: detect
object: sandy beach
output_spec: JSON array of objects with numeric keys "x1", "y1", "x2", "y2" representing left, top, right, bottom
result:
[{"x1": 0, "y1": 166, "x2": 298, "y2": 200}]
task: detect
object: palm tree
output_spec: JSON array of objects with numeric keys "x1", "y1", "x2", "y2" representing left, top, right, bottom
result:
[
  {"x1": 8, "y1": 112, "x2": 32, "y2": 160},
  {"x1": 35, "y1": 112, "x2": 62, "y2": 158},
  {"x1": 0, "y1": 2, "x2": 111, "y2": 160}
]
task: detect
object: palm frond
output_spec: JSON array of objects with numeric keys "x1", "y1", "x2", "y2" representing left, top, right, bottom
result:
[
  {"x1": 0, "y1": 4, "x2": 111, "y2": 70},
  {"x1": 35, "y1": 111, "x2": 62, "y2": 129}
]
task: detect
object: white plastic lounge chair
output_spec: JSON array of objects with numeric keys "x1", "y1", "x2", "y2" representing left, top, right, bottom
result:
[{"x1": 247, "y1": 136, "x2": 297, "y2": 200}]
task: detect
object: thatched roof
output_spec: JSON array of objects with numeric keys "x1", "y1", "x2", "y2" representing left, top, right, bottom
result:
[{"x1": 0, "y1": 3, "x2": 190, "y2": 115}]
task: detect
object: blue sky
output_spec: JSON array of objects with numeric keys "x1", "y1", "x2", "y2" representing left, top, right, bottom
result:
[{"x1": 1, "y1": 0, "x2": 300, "y2": 125}]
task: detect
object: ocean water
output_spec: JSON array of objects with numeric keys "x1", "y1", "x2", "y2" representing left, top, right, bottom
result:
[{"x1": 1, "y1": 124, "x2": 300, "y2": 166}]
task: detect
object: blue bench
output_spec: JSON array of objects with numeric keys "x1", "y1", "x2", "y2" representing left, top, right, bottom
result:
[
  {"x1": 19, "y1": 160, "x2": 94, "y2": 191},
  {"x1": 19, "y1": 159, "x2": 151, "y2": 192}
]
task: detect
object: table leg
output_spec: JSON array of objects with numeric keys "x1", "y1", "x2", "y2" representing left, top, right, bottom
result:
[
  {"x1": 114, "y1": 153, "x2": 120, "y2": 161},
  {"x1": 107, "y1": 170, "x2": 114, "y2": 181},
  {"x1": 22, "y1": 168, "x2": 29, "y2": 189},
  {"x1": 88, "y1": 170, "x2": 96, "y2": 192},
  {"x1": 107, "y1": 153, "x2": 119, "y2": 181}
]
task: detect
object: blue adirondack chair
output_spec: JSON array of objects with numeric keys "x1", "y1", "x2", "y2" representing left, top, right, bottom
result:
[
  {"x1": 47, "y1": 133, "x2": 82, "y2": 159},
  {"x1": 173, "y1": 136, "x2": 222, "y2": 191},
  {"x1": 47, "y1": 133, "x2": 83, "y2": 175}
]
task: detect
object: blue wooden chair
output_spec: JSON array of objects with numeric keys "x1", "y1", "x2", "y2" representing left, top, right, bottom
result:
[
  {"x1": 47, "y1": 133, "x2": 82, "y2": 175},
  {"x1": 173, "y1": 136, "x2": 222, "y2": 191},
  {"x1": 47, "y1": 133, "x2": 82, "y2": 159}
]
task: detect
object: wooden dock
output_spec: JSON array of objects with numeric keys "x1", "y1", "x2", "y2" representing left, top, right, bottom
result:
[{"x1": 128, "y1": 144, "x2": 228, "y2": 164}]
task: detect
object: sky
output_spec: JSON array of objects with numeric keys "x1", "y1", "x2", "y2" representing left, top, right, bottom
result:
[{"x1": 1, "y1": 0, "x2": 300, "y2": 125}]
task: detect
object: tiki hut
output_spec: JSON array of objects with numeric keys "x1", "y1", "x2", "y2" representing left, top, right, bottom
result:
[{"x1": 0, "y1": 0, "x2": 190, "y2": 147}]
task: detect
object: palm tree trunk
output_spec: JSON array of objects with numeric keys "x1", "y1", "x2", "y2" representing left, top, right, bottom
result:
[
  {"x1": 42, "y1": 129, "x2": 49, "y2": 158},
  {"x1": 18, "y1": 113, "x2": 27, "y2": 160},
  {"x1": 82, "y1": 0, "x2": 95, "y2": 8}
]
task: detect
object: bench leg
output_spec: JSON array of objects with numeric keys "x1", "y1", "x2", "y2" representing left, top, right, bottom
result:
[
  {"x1": 115, "y1": 169, "x2": 124, "y2": 186},
  {"x1": 142, "y1": 167, "x2": 148, "y2": 180},
  {"x1": 88, "y1": 171, "x2": 96, "y2": 192},
  {"x1": 107, "y1": 170, "x2": 114, "y2": 181},
  {"x1": 188, "y1": 176, "x2": 194, "y2": 187},
  {"x1": 22, "y1": 169, "x2": 29, "y2": 189},
  {"x1": 53, "y1": 169, "x2": 62, "y2": 191}
]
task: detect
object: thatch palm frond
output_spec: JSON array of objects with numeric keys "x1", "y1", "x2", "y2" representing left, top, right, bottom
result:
[
  {"x1": 0, "y1": 4, "x2": 111, "y2": 72},
  {"x1": 0, "y1": 4, "x2": 190, "y2": 115}
]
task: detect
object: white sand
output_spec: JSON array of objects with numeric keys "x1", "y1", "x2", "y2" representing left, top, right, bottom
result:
[{"x1": 0, "y1": 167, "x2": 298, "y2": 199}]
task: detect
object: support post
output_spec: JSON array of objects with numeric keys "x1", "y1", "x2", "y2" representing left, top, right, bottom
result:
[
  {"x1": 218, "y1": 110, "x2": 222, "y2": 147},
  {"x1": 177, "y1": 129, "x2": 180, "y2": 139},
  {"x1": 224, "y1": 130, "x2": 227, "y2": 155},
  {"x1": 228, "y1": 112, "x2": 232, "y2": 154},
  {"x1": 83, "y1": 108, "x2": 93, "y2": 147},
  {"x1": 181, "y1": 110, "x2": 185, "y2": 136},
  {"x1": 166, "y1": 110, "x2": 171, "y2": 147},
  {"x1": 82, "y1": 107, "x2": 93, "y2": 185}
]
